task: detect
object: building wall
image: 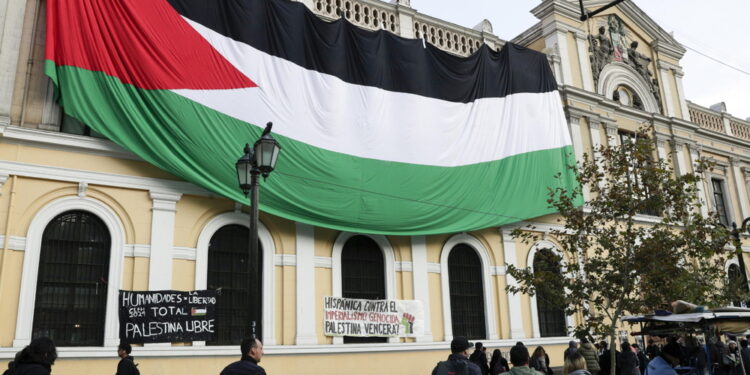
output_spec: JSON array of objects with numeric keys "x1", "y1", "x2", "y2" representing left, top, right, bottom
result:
[{"x1": 2, "y1": 0, "x2": 750, "y2": 374}]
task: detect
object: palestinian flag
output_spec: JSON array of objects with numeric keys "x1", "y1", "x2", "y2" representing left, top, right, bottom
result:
[{"x1": 45, "y1": 0, "x2": 581, "y2": 235}]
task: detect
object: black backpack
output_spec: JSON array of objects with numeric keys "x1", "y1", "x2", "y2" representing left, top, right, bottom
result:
[{"x1": 433, "y1": 359, "x2": 469, "y2": 375}]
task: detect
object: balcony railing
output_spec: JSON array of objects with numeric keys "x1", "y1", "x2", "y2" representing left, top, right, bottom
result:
[
  {"x1": 688, "y1": 102, "x2": 750, "y2": 142},
  {"x1": 304, "y1": 0, "x2": 503, "y2": 57}
]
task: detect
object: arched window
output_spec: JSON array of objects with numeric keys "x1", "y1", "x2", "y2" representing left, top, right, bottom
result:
[
  {"x1": 206, "y1": 225, "x2": 263, "y2": 345},
  {"x1": 341, "y1": 235, "x2": 386, "y2": 344},
  {"x1": 612, "y1": 85, "x2": 644, "y2": 110},
  {"x1": 533, "y1": 248, "x2": 567, "y2": 337},
  {"x1": 448, "y1": 244, "x2": 486, "y2": 339},
  {"x1": 32, "y1": 210, "x2": 111, "y2": 346}
]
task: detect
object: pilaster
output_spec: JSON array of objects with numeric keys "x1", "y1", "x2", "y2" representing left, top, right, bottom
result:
[
  {"x1": 688, "y1": 143, "x2": 710, "y2": 217},
  {"x1": 410, "y1": 235, "x2": 432, "y2": 342},
  {"x1": 567, "y1": 111, "x2": 588, "y2": 200},
  {"x1": 657, "y1": 63, "x2": 675, "y2": 118},
  {"x1": 0, "y1": 0, "x2": 31, "y2": 120},
  {"x1": 148, "y1": 191, "x2": 181, "y2": 290},
  {"x1": 673, "y1": 69, "x2": 691, "y2": 121},
  {"x1": 672, "y1": 139, "x2": 688, "y2": 177},
  {"x1": 394, "y1": 2, "x2": 416, "y2": 39},
  {"x1": 604, "y1": 122, "x2": 619, "y2": 147},
  {"x1": 542, "y1": 22, "x2": 573, "y2": 86},
  {"x1": 655, "y1": 134, "x2": 669, "y2": 163},
  {"x1": 295, "y1": 223, "x2": 317, "y2": 345},
  {"x1": 574, "y1": 31, "x2": 594, "y2": 91},
  {"x1": 500, "y1": 229, "x2": 525, "y2": 339},
  {"x1": 730, "y1": 158, "x2": 750, "y2": 220}
]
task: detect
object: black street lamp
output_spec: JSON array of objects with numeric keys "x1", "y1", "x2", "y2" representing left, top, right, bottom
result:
[
  {"x1": 236, "y1": 122, "x2": 281, "y2": 339},
  {"x1": 730, "y1": 218, "x2": 750, "y2": 297}
]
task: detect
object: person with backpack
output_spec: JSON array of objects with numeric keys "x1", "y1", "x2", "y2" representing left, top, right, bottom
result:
[
  {"x1": 490, "y1": 349, "x2": 510, "y2": 375},
  {"x1": 500, "y1": 344, "x2": 545, "y2": 375},
  {"x1": 432, "y1": 337, "x2": 482, "y2": 375},
  {"x1": 116, "y1": 343, "x2": 140, "y2": 375},
  {"x1": 3, "y1": 337, "x2": 57, "y2": 375}
]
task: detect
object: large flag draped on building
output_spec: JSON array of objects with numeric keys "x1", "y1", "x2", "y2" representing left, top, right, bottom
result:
[{"x1": 45, "y1": 0, "x2": 581, "y2": 235}]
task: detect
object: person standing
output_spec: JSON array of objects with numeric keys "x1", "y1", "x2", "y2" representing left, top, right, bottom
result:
[
  {"x1": 116, "y1": 343, "x2": 140, "y2": 375},
  {"x1": 3, "y1": 337, "x2": 57, "y2": 375},
  {"x1": 470, "y1": 342, "x2": 491, "y2": 375},
  {"x1": 564, "y1": 353, "x2": 592, "y2": 375},
  {"x1": 740, "y1": 340, "x2": 750, "y2": 375},
  {"x1": 579, "y1": 338, "x2": 601, "y2": 375},
  {"x1": 646, "y1": 340, "x2": 661, "y2": 361},
  {"x1": 491, "y1": 349, "x2": 510, "y2": 375},
  {"x1": 619, "y1": 342, "x2": 639, "y2": 375},
  {"x1": 500, "y1": 345, "x2": 544, "y2": 375},
  {"x1": 530, "y1": 347, "x2": 552, "y2": 375},
  {"x1": 432, "y1": 337, "x2": 482, "y2": 375},
  {"x1": 566, "y1": 341, "x2": 580, "y2": 360},
  {"x1": 633, "y1": 344, "x2": 649, "y2": 375},
  {"x1": 645, "y1": 342, "x2": 681, "y2": 375},
  {"x1": 220, "y1": 338, "x2": 266, "y2": 375}
]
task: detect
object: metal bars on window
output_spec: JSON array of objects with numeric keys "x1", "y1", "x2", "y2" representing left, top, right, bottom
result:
[
  {"x1": 32, "y1": 210, "x2": 111, "y2": 346},
  {"x1": 712, "y1": 179, "x2": 730, "y2": 227},
  {"x1": 341, "y1": 235, "x2": 387, "y2": 344},
  {"x1": 533, "y1": 249, "x2": 567, "y2": 337},
  {"x1": 448, "y1": 244, "x2": 486, "y2": 340},
  {"x1": 207, "y1": 225, "x2": 263, "y2": 345}
]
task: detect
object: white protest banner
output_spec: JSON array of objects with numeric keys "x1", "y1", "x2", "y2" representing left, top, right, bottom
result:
[{"x1": 323, "y1": 296, "x2": 424, "y2": 337}]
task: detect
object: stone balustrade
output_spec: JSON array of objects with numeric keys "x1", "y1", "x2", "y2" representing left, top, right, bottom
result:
[
  {"x1": 731, "y1": 120, "x2": 750, "y2": 141},
  {"x1": 303, "y1": 0, "x2": 503, "y2": 57},
  {"x1": 688, "y1": 102, "x2": 750, "y2": 142}
]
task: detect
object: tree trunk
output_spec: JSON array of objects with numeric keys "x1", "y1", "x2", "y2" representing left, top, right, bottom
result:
[{"x1": 610, "y1": 335, "x2": 618, "y2": 375}]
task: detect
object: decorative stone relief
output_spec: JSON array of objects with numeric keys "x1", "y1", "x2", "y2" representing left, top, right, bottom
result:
[{"x1": 588, "y1": 14, "x2": 661, "y2": 112}]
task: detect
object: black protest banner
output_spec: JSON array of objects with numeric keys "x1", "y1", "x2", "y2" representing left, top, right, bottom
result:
[{"x1": 119, "y1": 290, "x2": 217, "y2": 344}]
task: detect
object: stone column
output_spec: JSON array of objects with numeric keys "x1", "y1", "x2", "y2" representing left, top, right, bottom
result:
[
  {"x1": 410, "y1": 235, "x2": 432, "y2": 342},
  {"x1": 673, "y1": 69, "x2": 691, "y2": 121},
  {"x1": 542, "y1": 23, "x2": 573, "y2": 86},
  {"x1": 567, "y1": 112, "x2": 588, "y2": 200},
  {"x1": 295, "y1": 223, "x2": 317, "y2": 345},
  {"x1": 655, "y1": 134, "x2": 669, "y2": 163},
  {"x1": 501, "y1": 228, "x2": 525, "y2": 339},
  {"x1": 574, "y1": 31, "x2": 595, "y2": 91},
  {"x1": 0, "y1": 0, "x2": 31, "y2": 125},
  {"x1": 688, "y1": 143, "x2": 710, "y2": 217},
  {"x1": 672, "y1": 140, "x2": 689, "y2": 177},
  {"x1": 547, "y1": 51, "x2": 563, "y2": 86},
  {"x1": 730, "y1": 157, "x2": 750, "y2": 220},
  {"x1": 148, "y1": 191, "x2": 181, "y2": 290},
  {"x1": 657, "y1": 62, "x2": 676, "y2": 118}
]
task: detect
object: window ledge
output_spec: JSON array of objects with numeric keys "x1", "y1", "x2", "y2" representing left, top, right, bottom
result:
[{"x1": 0, "y1": 337, "x2": 574, "y2": 359}]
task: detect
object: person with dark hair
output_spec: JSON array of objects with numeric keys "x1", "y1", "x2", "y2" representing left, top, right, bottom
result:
[
  {"x1": 646, "y1": 340, "x2": 661, "y2": 361},
  {"x1": 632, "y1": 344, "x2": 649, "y2": 375},
  {"x1": 3, "y1": 337, "x2": 57, "y2": 375},
  {"x1": 116, "y1": 343, "x2": 140, "y2": 375},
  {"x1": 740, "y1": 340, "x2": 750, "y2": 375},
  {"x1": 530, "y1": 346, "x2": 553, "y2": 375},
  {"x1": 619, "y1": 342, "x2": 639, "y2": 375},
  {"x1": 579, "y1": 338, "x2": 601, "y2": 375},
  {"x1": 470, "y1": 342, "x2": 491, "y2": 375},
  {"x1": 490, "y1": 349, "x2": 510, "y2": 375},
  {"x1": 500, "y1": 345, "x2": 544, "y2": 375},
  {"x1": 220, "y1": 338, "x2": 266, "y2": 375},
  {"x1": 645, "y1": 341, "x2": 681, "y2": 375},
  {"x1": 600, "y1": 340, "x2": 620, "y2": 375},
  {"x1": 432, "y1": 337, "x2": 482, "y2": 375}
]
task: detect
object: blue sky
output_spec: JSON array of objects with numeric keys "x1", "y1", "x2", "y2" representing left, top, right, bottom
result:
[{"x1": 412, "y1": 0, "x2": 750, "y2": 120}]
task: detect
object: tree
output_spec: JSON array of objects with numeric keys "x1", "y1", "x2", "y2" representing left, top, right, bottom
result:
[{"x1": 506, "y1": 126, "x2": 749, "y2": 375}]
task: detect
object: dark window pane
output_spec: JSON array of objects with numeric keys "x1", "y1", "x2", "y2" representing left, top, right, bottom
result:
[
  {"x1": 712, "y1": 179, "x2": 729, "y2": 226},
  {"x1": 207, "y1": 225, "x2": 262, "y2": 345},
  {"x1": 60, "y1": 114, "x2": 107, "y2": 139},
  {"x1": 534, "y1": 249, "x2": 567, "y2": 337},
  {"x1": 448, "y1": 244, "x2": 486, "y2": 340},
  {"x1": 342, "y1": 235, "x2": 387, "y2": 344},
  {"x1": 32, "y1": 210, "x2": 111, "y2": 346}
]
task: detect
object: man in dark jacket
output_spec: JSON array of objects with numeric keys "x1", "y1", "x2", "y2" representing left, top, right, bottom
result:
[
  {"x1": 432, "y1": 337, "x2": 482, "y2": 375},
  {"x1": 116, "y1": 343, "x2": 140, "y2": 375},
  {"x1": 221, "y1": 338, "x2": 266, "y2": 375},
  {"x1": 3, "y1": 337, "x2": 57, "y2": 375},
  {"x1": 740, "y1": 340, "x2": 750, "y2": 375},
  {"x1": 470, "y1": 342, "x2": 491, "y2": 375}
]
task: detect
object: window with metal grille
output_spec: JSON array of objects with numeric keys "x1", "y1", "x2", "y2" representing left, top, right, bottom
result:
[
  {"x1": 32, "y1": 210, "x2": 111, "y2": 346},
  {"x1": 533, "y1": 249, "x2": 567, "y2": 337},
  {"x1": 712, "y1": 178, "x2": 730, "y2": 227},
  {"x1": 448, "y1": 244, "x2": 486, "y2": 340},
  {"x1": 341, "y1": 235, "x2": 387, "y2": 344},
  {"x1": 206, "y1": 225, "x2": 263, "y2": 345}
]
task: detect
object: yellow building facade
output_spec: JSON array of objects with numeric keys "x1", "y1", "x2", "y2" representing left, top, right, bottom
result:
[{"x1": 0, "y1": 0, "x2": 749, "y2": 374}]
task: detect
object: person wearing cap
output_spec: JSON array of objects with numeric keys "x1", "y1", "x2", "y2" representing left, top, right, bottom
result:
[
  {"x1": 501, "y1": 344, "x2": 545, "y2": 375},
  {"x1": 431, "y1": 336, "x2": 482, "y2": 375},
  {"x1": 644, "y1": 341, "x2": 681, "y2": 375}
]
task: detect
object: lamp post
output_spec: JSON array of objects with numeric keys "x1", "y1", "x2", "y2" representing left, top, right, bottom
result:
[
  {"x1": 236, "y1": 122, "x2": 281, "y2": 339},
  {"x1": 730, "y1": 218, "x2": 750, "y2": 298}
]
